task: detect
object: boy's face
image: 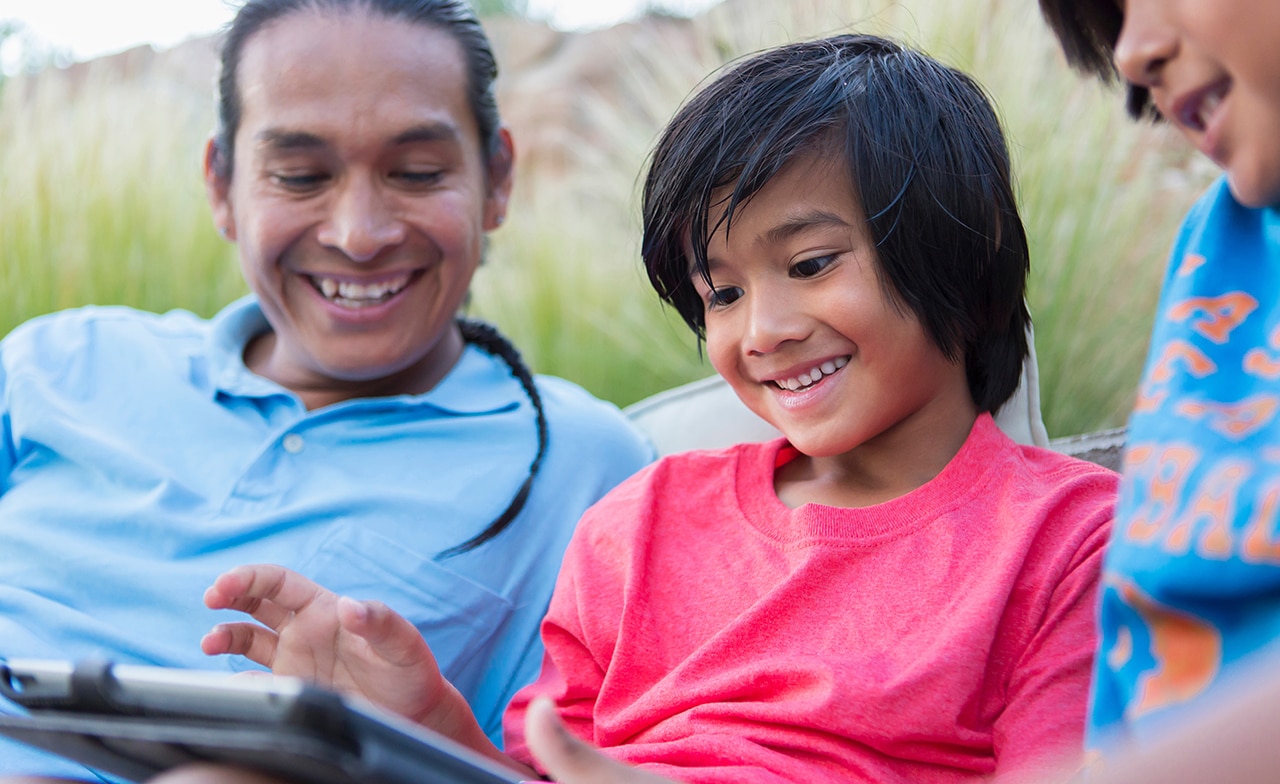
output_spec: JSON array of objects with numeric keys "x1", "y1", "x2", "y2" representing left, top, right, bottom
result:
[
  {"x1": 1114, "y1": 0, "x2": 1280, "y2": 207},
  {"x1": 688, "y1": 153, "x2": 973, "y2": 462}
]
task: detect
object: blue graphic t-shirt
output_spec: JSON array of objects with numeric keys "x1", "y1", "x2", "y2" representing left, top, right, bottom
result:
[{"x1": 1089, "y1": 177, "x2": 1280, "y2": 751}]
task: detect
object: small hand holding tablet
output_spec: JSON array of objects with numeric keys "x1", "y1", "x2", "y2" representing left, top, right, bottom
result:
[
  {"x1": 0, "y1": 564, "x2": 688, "y2": 784},
  {"x1": 201, "y1": 564, "x2": 448, "y2": 730}
]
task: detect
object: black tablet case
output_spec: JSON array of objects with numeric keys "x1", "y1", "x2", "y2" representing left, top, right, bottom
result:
[{"x1": 0, "y1": 660, "x2": 525, "y2": 784}]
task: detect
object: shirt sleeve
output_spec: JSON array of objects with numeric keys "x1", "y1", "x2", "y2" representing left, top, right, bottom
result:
[{"x1": 991, "y1": 480, "x2": 1115, "y2": 781}]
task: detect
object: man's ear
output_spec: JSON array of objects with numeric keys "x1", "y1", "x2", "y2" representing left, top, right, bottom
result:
[
  {"x1": 203, "y1": 137, "x2": 237, "y2": 241},
  {"x1": 483, "y1": 127, "x2": 515, "y2": 232}
]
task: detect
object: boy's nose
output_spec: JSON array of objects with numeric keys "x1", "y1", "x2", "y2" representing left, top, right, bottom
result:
[
  {"x1": 742, "y1": 288, "x2": 809, "y2": 357},
  {"x1": 1112, "y1": 0, "x2": 1178, "y2": 88},
  {"x1": 316, "y1": 177, "x2": 407, "y2": 262}
]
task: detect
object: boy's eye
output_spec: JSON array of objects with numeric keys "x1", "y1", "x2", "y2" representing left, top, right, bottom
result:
[
  {"x1": 791, "y1": 254, "x2": 838, "y2": 278},
  {"x1": 707, "y1": 286, "x2": 743, "y2": 309}
]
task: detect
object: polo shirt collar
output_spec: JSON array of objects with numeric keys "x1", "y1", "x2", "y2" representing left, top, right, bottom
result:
[{"x1": 201, "y1": 296, "x2": 523, "y2": 415}]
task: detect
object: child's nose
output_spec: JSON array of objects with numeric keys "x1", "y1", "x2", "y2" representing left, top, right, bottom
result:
[
  {"x1": 1112, "y1": 0, "x2": 1177, "y2": 88},
  {"x1": 743, "y1": 288, "x2": 809, "y2": 356}
]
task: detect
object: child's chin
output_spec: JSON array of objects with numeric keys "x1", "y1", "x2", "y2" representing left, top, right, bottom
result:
[{"x1": 1226, "y1": 171, "x2": 1280, "y2": 210}]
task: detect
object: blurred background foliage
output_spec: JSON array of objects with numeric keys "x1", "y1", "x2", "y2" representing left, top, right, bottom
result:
[{"x1": 0, "y1": 0, "x2": 1214, "y2": 437}]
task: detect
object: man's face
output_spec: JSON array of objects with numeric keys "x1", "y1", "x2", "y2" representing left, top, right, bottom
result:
[{"x1": 206, "y1": 9, "x2": 511, "y2": 406}]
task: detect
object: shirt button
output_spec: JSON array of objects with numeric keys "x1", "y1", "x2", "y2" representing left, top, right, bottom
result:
[{"x1": 282, "y1": 434, "x2": 305, "y2": 454}]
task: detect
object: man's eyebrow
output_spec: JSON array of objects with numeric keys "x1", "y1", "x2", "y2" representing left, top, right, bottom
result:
[
  {"x1": 391, "y1": 122, "x2": 460, "y2": 146},
  {"x1": 252, "y1": 123, "x2": 460, "y2": 150},
  {"x1": 255, "y1": 129, "x2": 325, "y2": 150},
  {"x1": 762, "y1": 210, "x2": 850, "y2": 245}
]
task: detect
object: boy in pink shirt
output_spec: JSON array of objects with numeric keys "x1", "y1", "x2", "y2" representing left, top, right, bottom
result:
[{"x1": 180, "y1": 33, "x2": 1116, "y2": 784}]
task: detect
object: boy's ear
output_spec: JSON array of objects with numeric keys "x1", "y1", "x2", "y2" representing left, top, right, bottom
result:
[
  {"x1": 483, "y1": 127, "x2": 515, "y2": 232},
  {"x1": 203, "y1": 137, "x2": 237, "y2": 242}
]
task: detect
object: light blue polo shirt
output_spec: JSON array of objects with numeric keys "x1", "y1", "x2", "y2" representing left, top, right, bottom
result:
[{"x1": 0, "y1": 297, "x2": 653, "y2": 777}]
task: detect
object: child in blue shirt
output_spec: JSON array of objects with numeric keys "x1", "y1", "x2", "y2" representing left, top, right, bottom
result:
[{"x1": 1039, "y1": 0, "x2": 1280, "y2": 761}]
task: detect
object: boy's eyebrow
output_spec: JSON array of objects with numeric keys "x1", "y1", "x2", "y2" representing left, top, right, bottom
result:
[{"x1": 762, "y1": 211, "x2": 851, "y2": 245}]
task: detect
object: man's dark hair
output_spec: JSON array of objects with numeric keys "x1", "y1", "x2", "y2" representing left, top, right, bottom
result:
[
  {"x1": 642, "y1": 33, "x2": 1031, "y2": 414},
  {"x1": 1038, "y1": 0, "x2": 1154, "y2": 119},
  {"x1": 210, "y1": 0, "x2": 502, "y2": 180}
]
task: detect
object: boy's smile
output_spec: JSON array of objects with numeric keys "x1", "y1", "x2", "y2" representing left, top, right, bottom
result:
[
  {"x1": 691, "y1": 152, "x2": 975, "y2": 502},
  {"x1": 1114, "y1": 0, "x2": 1280, "y2": 207}
]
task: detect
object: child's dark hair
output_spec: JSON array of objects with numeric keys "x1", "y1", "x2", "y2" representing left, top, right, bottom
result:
[
  {"x1": 1038, "y1": 0, "x2": 1154, "y2": 119},
  {"x1": 642, "y1": 33, "x2": 1030, "y2": 414}
]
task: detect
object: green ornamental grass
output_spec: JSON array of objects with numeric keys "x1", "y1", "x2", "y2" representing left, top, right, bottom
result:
[{"x1": 0, "y1": 0, "x2": 1212, "y2": 436}]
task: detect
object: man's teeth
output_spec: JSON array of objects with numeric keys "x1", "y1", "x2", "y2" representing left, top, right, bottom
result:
[
  {"x1": 775, "y1": 356, "x2": 849, "y2": 391},
  {"x1": 312, "y1": 274, "x2": 411, "y2": 306}
]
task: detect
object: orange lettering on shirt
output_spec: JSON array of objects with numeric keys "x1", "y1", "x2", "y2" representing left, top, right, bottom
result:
[
  {"x1": 1108, "y1": 625, "x2": 1134, "y2": 670},
  {"x1": 1147, "y1": 340, "x2": 1217, "y2": 384},
  {"x1": 1134, "y1": 386, "x2": 1168, "y2": 414},
  {"x1": 1177, "y1": 396, "x2": 1280, "y2": 440},
  {"x1": 1126, "y1": 445, "x2": 1199, "y2": 543},
  {"x1": 1245, "y1": 349, "x2": 1280, "y2": 380},
  {"x1": 1242, "y1": 481, "x2": 1280, "y2": 564},
  {"x1": 1164, "y1": 462, "x2": 1247, "y2": 557},
  {"x1": 1167, "y1": 292, "x2": 1258, "y2": 344},
  {"x1": 1176, "y1": 253, "x2": 1207, "y2": 277},
  {"x1": 1243, "y1": 326, "x2": 1280, "y2": 380},
  {"x1": 1117, "y1": 581, "x2": 1221, "y2": 719}
]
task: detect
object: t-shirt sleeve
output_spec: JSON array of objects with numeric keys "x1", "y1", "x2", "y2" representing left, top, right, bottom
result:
[{"x1": 991, "y1": 473, "x2": 1116, "y2": 781}]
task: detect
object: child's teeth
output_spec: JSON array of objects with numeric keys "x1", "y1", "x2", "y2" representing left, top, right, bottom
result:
[{"x1": 775, "y1": 356, "x2": 851, "y2": 391}]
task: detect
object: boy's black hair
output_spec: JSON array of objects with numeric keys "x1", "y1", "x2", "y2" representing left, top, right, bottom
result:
[
  {"x1": 1038, "y1": 0, "x2": 1155, "y2": 119},
  {"x1": 642, "y1": 34, "x2": 1030, "y2": 415}
]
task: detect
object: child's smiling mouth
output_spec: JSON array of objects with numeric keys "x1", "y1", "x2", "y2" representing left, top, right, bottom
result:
[{"x1": 771, "y1": 356, "x2": 850, "y2": 391}]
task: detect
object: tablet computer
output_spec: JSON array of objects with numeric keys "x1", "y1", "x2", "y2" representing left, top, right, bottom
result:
[{"x1": 0, "y1": 659, "x2": 526, "y2": 784}]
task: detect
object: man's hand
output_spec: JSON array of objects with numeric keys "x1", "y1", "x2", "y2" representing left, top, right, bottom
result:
[{"x1": 201, "y1": 564, "x2": 450, "y2": 728}]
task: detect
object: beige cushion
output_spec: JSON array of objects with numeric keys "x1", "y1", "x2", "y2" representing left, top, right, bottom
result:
[{"x1": 625, "y1": 326, "x2": 1050, "y2": 456}]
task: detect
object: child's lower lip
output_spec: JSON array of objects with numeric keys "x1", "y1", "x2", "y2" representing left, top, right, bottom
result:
[
  {"x1": 768, "y1": 366, "x2": 843, "y2": 409},
  {"x1": 1193, "y1": 91, "x2": 1230, "y2": 165}
]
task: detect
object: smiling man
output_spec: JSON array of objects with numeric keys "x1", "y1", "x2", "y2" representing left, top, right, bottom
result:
[{"x1": 0, "y1": 0, "x2": 652, "y2": 778}]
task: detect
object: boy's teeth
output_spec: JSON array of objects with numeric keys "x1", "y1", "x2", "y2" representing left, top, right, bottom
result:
[
  {"x1": 775, "y1": 356, "x2": 849, "y2": 391},
  {"x1": 1189, "y1": 84, "x2": 1228, "y2": 131}
]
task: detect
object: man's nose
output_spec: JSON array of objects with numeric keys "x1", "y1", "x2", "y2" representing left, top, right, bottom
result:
[{"x1": 316, "y1": 177, "x2": 406, "y2": 262}]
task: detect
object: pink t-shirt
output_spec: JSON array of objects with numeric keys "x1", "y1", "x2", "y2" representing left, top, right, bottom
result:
[{"x1": 505, "y1": 414, "x2": 1116, "y2": 783}]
